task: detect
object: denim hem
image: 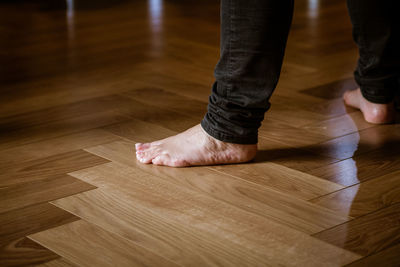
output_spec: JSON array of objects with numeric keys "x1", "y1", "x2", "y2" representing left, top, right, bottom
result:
[
  {"x1": 360, "y1": 87, "x2": 395, "y2": 104},
  {"x1": 200, "y1": 119, "x2": 258, "y2": 145}
]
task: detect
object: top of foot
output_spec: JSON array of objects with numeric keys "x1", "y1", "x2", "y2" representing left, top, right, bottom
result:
[{"x1": 135, "y1": 124, "x2": 257, "y2": 167}]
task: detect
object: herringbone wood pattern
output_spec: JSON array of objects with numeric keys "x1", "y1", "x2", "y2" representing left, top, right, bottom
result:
[{"x1": 1, "y1": 0, "x2": 399, "y2": 266}]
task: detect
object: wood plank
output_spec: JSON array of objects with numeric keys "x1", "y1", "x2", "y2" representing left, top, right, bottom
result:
[
  {"x1": 267, "y1": 95, "x2": 329, "y2": 127},
  {"x1": 35, "y1": 258, "x2": 78, "y2": 267},
  {"x1": 66, "y1": 162, "x2": 360, "y2": 266},
  {"x1": 0, "y1": 203, "x2": 78, "y2": 266},
  {"x1": 310, "y1": 170, "x2": 400, "y2": 218},
  {"x1": 102, "y1": 118, "x2": 177, "y2": 144},
  {"x1": 0, "y1": 109, "x2": 131, "y2": 151},
  {"x1": 345, "y1": 243, "x2": 400, "y2": 267},
  {"x1": 121, "y1": 86, "x2": 207, "y2": 119},
  {"x1": 0, "y1": 237, "x2": 60, "y2": 267},
  {"x1": 301, "y1": 112, "x2": 373, "y2": 139},
  {"x1": 258, "y1": 118, "x2": 330, "y2": 147},
  {"x1": 307, "y1": 147, "x2": 400, "y2": 186},
  {"x1": 0, "y1": 129, "x2": 120, "y2": 170},
  {"x1": 0, "y1": 150, "x2": 109, "y2": 187},
  {"x1": 29, "y1": 220, "x2": 180, "y2": 267},
  {"x1": 0, "y1": 203, "x2": 78, "y2": 247},
  {"x1": 313, "y1": 203, "x2": 400, "y2": 256},
  {"x1": 211, "y1": 159, "x2": 343, "y2": 201},
  {"x1": 0, "y1": 95, "x2": 136, "y2": 132},
  {"x1": 53, "y1": 190, "x2": 272, "y2": 267},
  {"x1": 0, "y1": 174, "x2": 96, "y2": 213},
  {"x1": 257, "y1": 138, "x2": 339, "y2": 173},
  {"x1": 84, "y1": 141, "x2": 350, "y2": 234},
  {"x1": 303, "y1": 123, "x2": 400, "y2": 160},
  {"x1": 129, "y1": 73, "x2": 211, "y2": 102},
  {"x1": 299, "y1": 77, "x2": 358, "y2": 100}
]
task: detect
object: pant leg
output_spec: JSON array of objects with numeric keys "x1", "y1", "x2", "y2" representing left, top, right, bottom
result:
[
  {"x1": 201, "y1": 0, "x2": 294, "y2": 144},
  {"x1": 347, "y1": 0, "x2": 400, "y2": 104}
]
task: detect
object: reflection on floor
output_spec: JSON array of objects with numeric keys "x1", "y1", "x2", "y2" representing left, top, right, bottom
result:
[{"x1": 0, "y1": 0, "x2": 399, "y2": 266}]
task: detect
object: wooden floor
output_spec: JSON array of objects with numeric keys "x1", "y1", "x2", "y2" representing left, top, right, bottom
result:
[{"x1": 1, "y1": 0, "x2": 400, "y2": 266}]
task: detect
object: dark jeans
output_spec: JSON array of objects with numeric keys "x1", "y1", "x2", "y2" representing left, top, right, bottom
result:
[{"x1": 201, "y1": 0, "x2": 400, "y2": 144}]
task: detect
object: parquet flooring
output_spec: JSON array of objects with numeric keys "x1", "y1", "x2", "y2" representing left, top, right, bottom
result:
[{"x1": 1, "y1": 0, "x2": 399, "y2": 266}]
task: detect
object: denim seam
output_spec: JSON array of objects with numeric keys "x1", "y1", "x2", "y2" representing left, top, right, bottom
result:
[{"x1": 226, "y1": 0, "x2": 234, "y2": 97}]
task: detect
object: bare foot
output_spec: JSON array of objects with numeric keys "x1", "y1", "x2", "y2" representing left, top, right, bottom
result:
[
  {"x1": 343, "y1": 88, "x2": 395, "y2": 124},
  {"x1": 135, "y1": 124, "x2": 257, "y2": 167}
]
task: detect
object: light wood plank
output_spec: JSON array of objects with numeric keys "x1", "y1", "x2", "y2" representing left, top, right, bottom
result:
[
  {"x1": 301, "y1": 112, "x2": 373, "y2": 139},
  {"x1": 307, "y1": 147, "x2": 400, "y2": 186},
  {"x1": 313, "y1": 203, "x2": 400, "y2": 256},
  {"x1": 84, "y1": 140, "x2": 351, "y2": 233},
  {"x1": 310, "y1": 170, "x2": 400, "y2": 218},
  {"x1": 53, "y1": 190, "x2": 272, "y2": 267},
  {"x1": 66, "y1": 162, "x2": 360, "y2": 266},
  {"x1": 29, "y1": 220, "x2": 181, "y2": 267}
]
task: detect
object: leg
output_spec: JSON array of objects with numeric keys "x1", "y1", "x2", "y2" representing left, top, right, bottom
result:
[
  {"x1": 136, "y1": 0, "x2": 294, "y2": 167},
  {"x1": 344, "y1": 0, "x2": 399, "y2": 123}
]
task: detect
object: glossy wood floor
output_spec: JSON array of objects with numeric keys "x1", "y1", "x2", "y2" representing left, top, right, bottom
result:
[{"x1": 1, "y1": 0, "x2": 400, "y2": 266}]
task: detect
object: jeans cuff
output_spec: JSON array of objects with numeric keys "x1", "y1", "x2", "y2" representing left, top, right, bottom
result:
[
  {"x1": 360, "y1": 87, "x2": 395, "y2": 104},
  {"x1": 200, "y1": 118, "x2": 258, "y2": 145}
]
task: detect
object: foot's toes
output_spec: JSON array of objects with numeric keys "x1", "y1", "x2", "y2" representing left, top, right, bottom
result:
[
  {"x1": 343, "y1": 89, "x2": 360, "y2": 108},
  {"x1": 136, "y1": 148, "x2": 159, "y2": 164},
  {"x1": 151, "y1": 155, "x2": 165, "y2": 166},
  {"x1": 135, "y1": 143, "x2": 150, "y2": 151}
]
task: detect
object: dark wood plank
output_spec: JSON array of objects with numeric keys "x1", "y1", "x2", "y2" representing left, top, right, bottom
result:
[
  {"x1": 0, "y1": 150, "x2": 109, "y2": 187},
  {"x1": 258, "y1": 118, "x2": 330, "y2": 147},
  {"x1": 345, "y1": 243, "x2": 400, "y2": 267},
  {"x1": 313, "y1": 203, "x2": 400, "y2": 256},
  {"x1": 0, "y1": 109, "x2": 131, "y2": 151},
  {"x1": 0, "y1": 237, "x2": 60, "y2": 267},
  {"x1": 0, "y1": 202, "x2": 78, "y2": 266},
  {"x1": 0, "y1": 203, "x2": 78, "y2": 266},
  {"x1": 0, "y1": 174, "x2": 96, "y2": 213},
  {"x1": 0, "y1": 129, "x2": 120, "y2": 170},
  {"x1": 0, "y1": 95, "x2": 135, "y2": 132},
  {"x1": 299, "y1": 77, "x2": 358, "y2": 100},
  {"x1": 121, "y1": 86, "x2": 207, "y2": 118},
  {"x1": 257, "y1": 137, "x2": 338, "y2": 172}
]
